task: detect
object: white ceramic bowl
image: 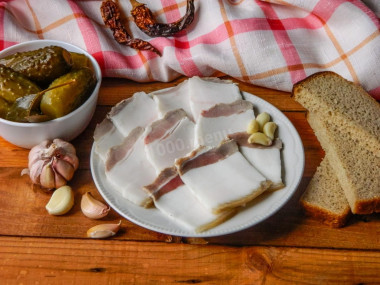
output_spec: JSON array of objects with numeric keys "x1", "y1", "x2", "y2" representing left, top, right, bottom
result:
[{"x1": 0, "y1": 40, "x2": 102, "y2": 148}]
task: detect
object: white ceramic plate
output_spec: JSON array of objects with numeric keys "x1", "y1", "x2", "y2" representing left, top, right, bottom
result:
[{"x1": 90, "y1": 92, "x2": 305, "y2": 237}]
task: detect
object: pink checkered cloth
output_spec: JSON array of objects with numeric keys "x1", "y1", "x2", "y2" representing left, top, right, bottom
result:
[{"x1": 1, "y1": 0, "x2": 380, "y2": 99}]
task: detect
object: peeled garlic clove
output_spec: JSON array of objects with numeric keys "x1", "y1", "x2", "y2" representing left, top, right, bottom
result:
[
  {"x1": 87, "y1": 221, "x2": 121, "y2": 239},
  {"x1": 248, "y1": 132, "x2": 272, "y2": 146},
  {"x1": 81, "y1": 192, "x2": 110, "y2": 219},
  {"x1": 40, "y1": 163, "x2": 56, "y2": 189},
  {"x1": 256, "y1": 112, "x2": 271, "y2": 131},
  {"x1": 263, "y1": 121, "x2": 277, "y2": 140},
  {"x1": 45, "y1": 185, "x2": 74, "y2": 215},
  {"x1": 247, "y1": 119, "x2": 260, "y2": 134}
]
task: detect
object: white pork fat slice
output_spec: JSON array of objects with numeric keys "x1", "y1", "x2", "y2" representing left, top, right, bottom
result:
[
  {"x1": 105, "y1": 127, "x2": 156, "y2": 207},
  {"x1": 175, "y1": 140, "x2": 272, "y2": 214},
  {"x1": 188, "y1": 76, "x2": 242, "y2": 121},
  {"x1": 93, "y1": 117, "x2": 124, "y2": 162},
  {"x1": 195, "y1": 100, "x2": 255, "y2": 147},
  {"x1": 108, "y1": 92, "x2": 158, "y2": 137},
  {"x1": 144, "y1": 167, "x2": 236, "y2": 233},
  {"x1": 151, "y1": 80, "x2": 193, "y2": 120},
  {"x1": 229, "y1": 133, "x2": 285, "y2": 191},
  {"x1": 145, "y1": 109, "x2": 195, "y2": 173}
]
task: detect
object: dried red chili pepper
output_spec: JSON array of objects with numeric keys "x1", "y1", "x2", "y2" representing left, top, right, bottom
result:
[
  {"x1": 100, "y1": 0, "x2": 161, "y2": 55},
  {"x1": 130, "y1": 0, "x2": 195, "y2": 37}
]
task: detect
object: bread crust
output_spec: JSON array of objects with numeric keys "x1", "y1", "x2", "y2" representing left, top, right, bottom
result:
[
  {"x1": 300, "y1": 200, "x2": 351, "y2": 228},
  {"x1": 353, "y1": 198, "x2": 380, "y2": 215}
]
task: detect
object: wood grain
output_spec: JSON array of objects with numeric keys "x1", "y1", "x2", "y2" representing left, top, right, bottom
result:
[
  {"x1": 99, "y1": 77, "x2": 304, "y2": 111},
  {"x1": 0, "y1": 77, "x2": 379, "y2": 282},
  {"x1": 0, "y1": 236, "x2": 379, "y2": 284},
  {"x1": 0, "y1": 166, "x2": 378, "y2": 249}
]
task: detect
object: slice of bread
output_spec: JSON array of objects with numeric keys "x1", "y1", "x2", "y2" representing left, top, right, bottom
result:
[
  {"x1": 300, "y1": 158, "x2": 351, "y2": 227},
  {"x1": 307, "y1": 112, "x2": 380, "y2": 214},
  {"x1": 293, "y1": 72, "x2": 380, "y2": 157}
]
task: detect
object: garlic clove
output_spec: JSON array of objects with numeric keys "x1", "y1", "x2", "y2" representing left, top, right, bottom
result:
[
  {"x1": 54, "y1": 171, "x2": 67, "y2": 189},
  {"x1": 81, "y1": 192, "x2": 110, "y2": 219},
  {"x1": 62, "y1": 153, "x2": 79, "y2": 171},
  {"x1": 247, "y1": 119, "x2": 260, "y2": 135},
  {"x1": 53, "y1": 158, "x2": 75, "y2": 181},
  {"x1": 248, "y1": 132, "x2": 272, "y2": 146},
  {"x1": 256, "y1": 112, "x2": 271, "y2": 131},
  {"x1": 45, "y1": 185, "x2": 74, "y2": 215},
  {"x1": 40, "y1": 163, "x2": 56, "y2": 189},
  {"x1": 87, "y1": 221, "x2": 121, "y2": 239},
  {"x1": 263, "y1": 121, "x2": 277, "y2": 140}
]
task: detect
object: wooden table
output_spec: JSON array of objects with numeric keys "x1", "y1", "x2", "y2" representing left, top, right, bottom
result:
[{"x1": 0, "y1": 77, "x2": 379, "y2": 284}]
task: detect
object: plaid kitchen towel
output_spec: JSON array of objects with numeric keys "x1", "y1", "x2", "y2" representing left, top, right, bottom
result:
[{"x1": 1, "y1": 0, "x2": 380, "y2": 99}]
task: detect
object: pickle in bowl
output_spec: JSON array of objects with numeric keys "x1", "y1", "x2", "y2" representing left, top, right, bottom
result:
[
  {"x1": 70, "y1": 52, "x2": 93, "y2": 70},
  {"x1": 0, "y1": 64, "x2": 41, "y2": 105},
  {"x1": 40, "y1": 68, "x2": 96, "y2": 119},
  {"x1": 0, "y1": 97, "x2": 11, "y2": 119},
  {"x1": 0, "y1": 40, "x2": 102, "y2": 149},
  {"x1": 0, "y1": 46, "x2": 73, "y2": 86}
]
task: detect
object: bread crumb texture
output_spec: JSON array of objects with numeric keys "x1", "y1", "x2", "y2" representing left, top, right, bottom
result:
[
  {"x1": 300, "y1": 158, "x2": 351, "y2": 227},
  {"x1": 293, "y1": 71, "x2": 380, "y2": 157},
  {"x1": 308, "y1": 113, "x2": 380, "y2": 215}
]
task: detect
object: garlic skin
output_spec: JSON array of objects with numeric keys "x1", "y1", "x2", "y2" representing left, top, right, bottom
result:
[
  {"x1": 27, "y1": 139, "x2": 79, "y2": 189},
  {"x1": 81, "y1": 192, "x2": 110, "y2": 219},
  {"x1": 87, "y1": 221, "x2": 121, "y2": 239},
  {"x1": 45, "y1": 185, "x2": 74, "y2": 215}
]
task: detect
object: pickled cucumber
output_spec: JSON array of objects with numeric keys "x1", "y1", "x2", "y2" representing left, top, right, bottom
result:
[
  {"x1": 0, "y1": 46, "x2": 73, "y2": 85},
  {"x1": 0, "y1": 64, "x2": 41, "y2": 104},
  {"x1": 40, "y1": 68, "x2": 96, "y2": 119},
  {"x1": 0, "y1": 97, "x2": 11, "y2": 119},
  {"x1": 70, "y1": 52, "x2": 92, "y2": 70}
]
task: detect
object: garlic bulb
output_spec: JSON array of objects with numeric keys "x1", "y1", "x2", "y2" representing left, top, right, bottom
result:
[
  {"x1": 26, "y1": 139, "x2": 79, "y2": 189},
  {"x1": 87, "y1": 221, "x2": 121, "y2": 239},
  {"x1": 81, "y1": 192, "x2": 110, "y2": 219}
]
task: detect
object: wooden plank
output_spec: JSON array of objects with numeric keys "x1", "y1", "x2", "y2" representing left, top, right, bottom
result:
[
  {"x1": 99, "y1": 77, "x2": 304, "y2": 111},
  {"x1": 207, "y1": 180, "x2": 380, "y2": 249},
  {"x1": 0, "y1": 236, "x2": 379, "y2": 284},
  {"x1": 1, "y1": 75, "x2": 378, "y2": 283},
  {"x1": 0, "y1": 166, "x2": 379, "y2": 250},
  {"x1": 0, "y1": 168, "x2": 170, "y2": 243}
]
